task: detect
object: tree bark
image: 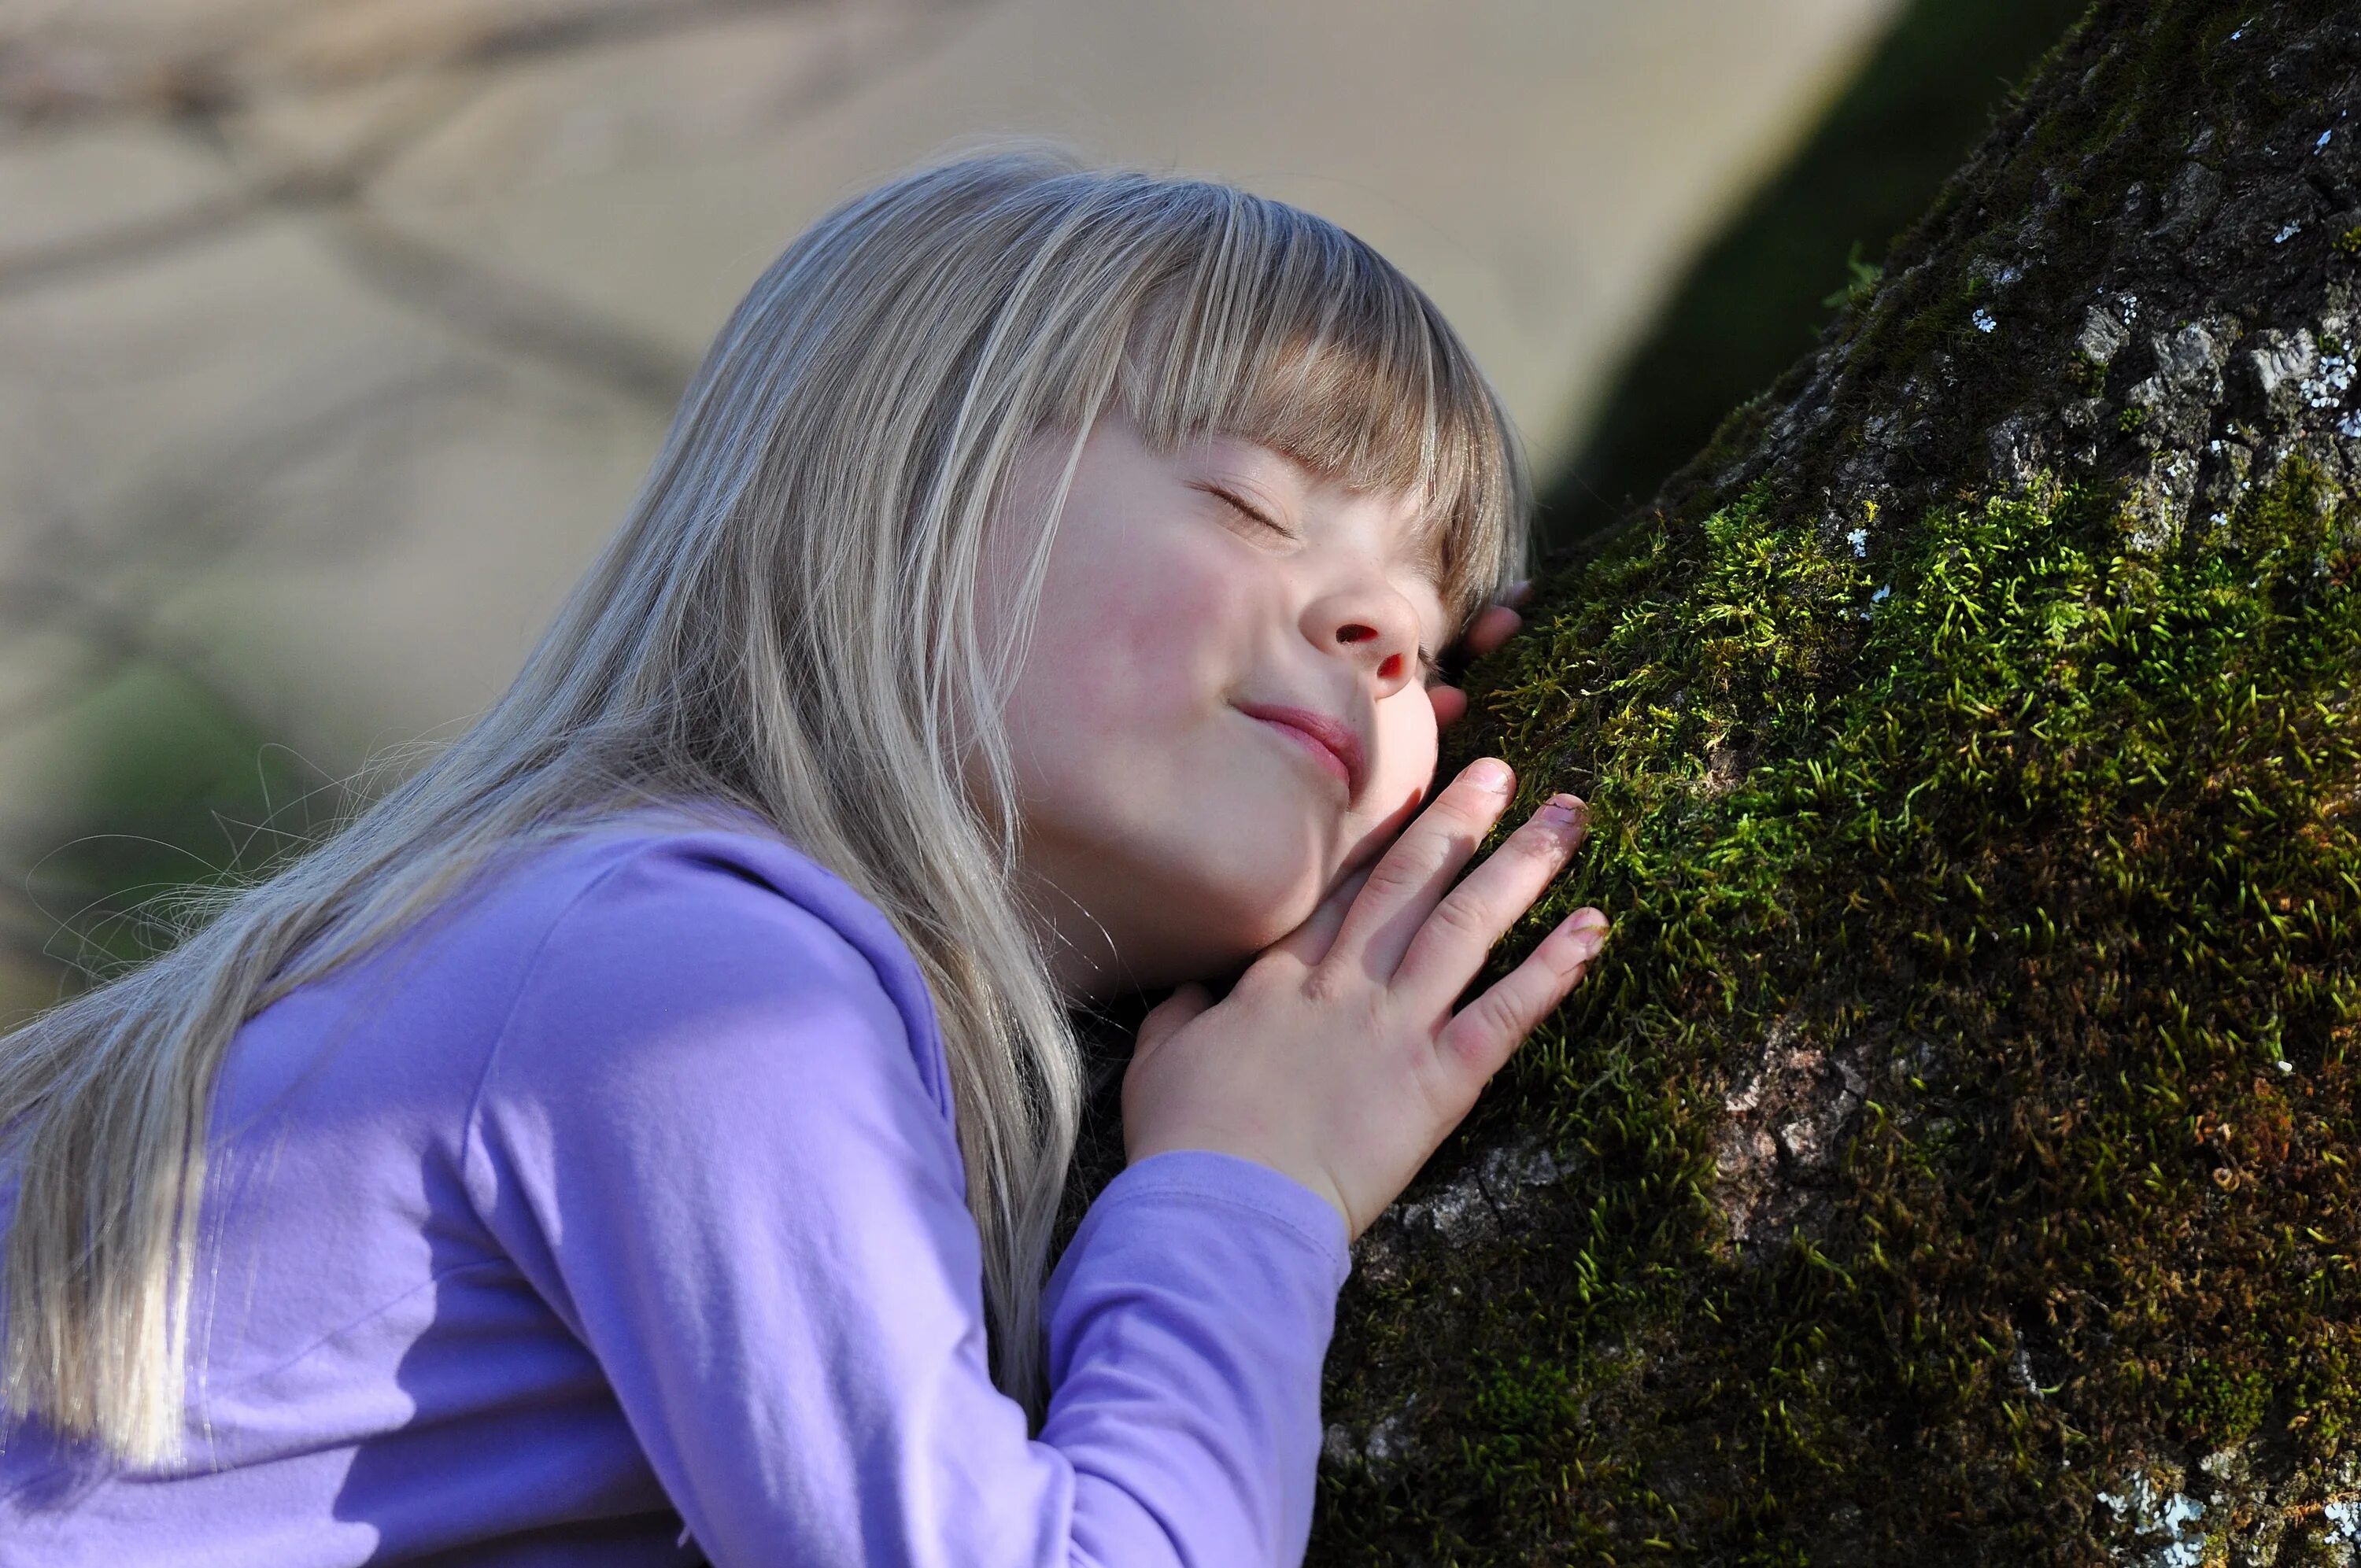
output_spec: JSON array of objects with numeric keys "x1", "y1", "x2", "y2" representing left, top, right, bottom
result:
[{"x1": 1309, "y1": 1, "x2": 2361, "y2": 1561}]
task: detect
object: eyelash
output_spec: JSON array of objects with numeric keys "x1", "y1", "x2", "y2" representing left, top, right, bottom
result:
[
  {"x1": 1206, "y1": 485, "x2": 1293, "y2": 540},
  {"x1": 1204, "y1": 485, "x2": 1444, "y2": 688}
]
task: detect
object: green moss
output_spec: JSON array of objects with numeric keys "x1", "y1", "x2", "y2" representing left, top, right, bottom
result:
[
  {"x1": 1314, "y1": 456, "x2": 2361, "y2": 1562},
  {"x1": 1306, "y1": 1, "x2": 2361, "y2": 1558},
  {"x1": 2170, "y1": 1357, "x2": 2274, "y2": 1448}
]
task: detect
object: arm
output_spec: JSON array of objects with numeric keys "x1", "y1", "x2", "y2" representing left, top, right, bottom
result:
[
  {"x1": 464, "y1": 835, "x2": 1348, "y2": 1568},
  {"x1": 1041, "y1": 1151, "x2": 1347, "y2": 1566}
]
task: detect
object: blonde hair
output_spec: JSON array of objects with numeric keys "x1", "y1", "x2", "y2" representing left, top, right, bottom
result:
[{"x1": 0, "y1": 141, "x2": 1532, "y2": 1464}]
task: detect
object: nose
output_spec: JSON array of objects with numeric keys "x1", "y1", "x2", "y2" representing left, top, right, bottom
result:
[{"x1": 1305, "y1": 578, "x2": 1425, "y2": 701}]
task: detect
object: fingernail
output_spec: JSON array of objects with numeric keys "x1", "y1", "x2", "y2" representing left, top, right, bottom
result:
[
  {"x1": 1467, "y1": 758, "x2": 1512, "y2": 793},
  {"x1": 1569, "y1": 910, "x2": 1610, "y2": 935},
  {"x1": 1538, "y1": 792, "x2": 1583, "y2": 827},
  {"x1": 1571, "y1": 929, "x2": 1605, "y2": 961}
]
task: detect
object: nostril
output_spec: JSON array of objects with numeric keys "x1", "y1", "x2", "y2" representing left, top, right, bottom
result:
[{"x1": 1337, "y1": 622, "x2": 1377, "y2": 645}]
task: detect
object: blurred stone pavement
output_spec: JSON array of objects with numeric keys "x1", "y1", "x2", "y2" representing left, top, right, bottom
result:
[{"x1": 0, "y1": 0, "x2": 1898, "y2": 1011}]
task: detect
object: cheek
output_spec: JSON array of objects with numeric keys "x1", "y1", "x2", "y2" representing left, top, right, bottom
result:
[
  {"x1": 1378, "y1": 687, "x2": 1441, "y2": 795},
  {"x1": 1342, "y1": 692, "x2": 1441, "y2": 866},
  {"x1": 1003, "y1": 535, "x2": 1236, "y2": 788}
]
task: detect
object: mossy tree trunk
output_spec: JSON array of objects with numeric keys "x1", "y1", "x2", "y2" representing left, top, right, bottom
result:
[{"x1": 1310, "y1": 2, "x2": 2361, "y2": 1561}]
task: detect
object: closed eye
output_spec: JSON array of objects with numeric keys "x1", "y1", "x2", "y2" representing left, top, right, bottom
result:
[
  {"x1": 1205, "y1": 482, "x2": 1445, "y2": 689},
  {"x1": 1201, "y1": 484, "x2": 1296, "y2": 540}
]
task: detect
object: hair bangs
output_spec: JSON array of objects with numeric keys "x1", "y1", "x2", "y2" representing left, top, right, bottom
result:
[{"x1": 1112, "y1": 188, "x2": 1531, "y2": 635}]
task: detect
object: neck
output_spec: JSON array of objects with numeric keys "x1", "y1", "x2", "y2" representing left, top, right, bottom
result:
[{"x1": 1009, "y1": 849, "x2": 1139, "y2": 1006}]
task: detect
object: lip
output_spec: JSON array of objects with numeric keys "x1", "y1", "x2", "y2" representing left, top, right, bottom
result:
[{"x1": 1236, "y1": 702, "x2": 1367, "y2": 802}]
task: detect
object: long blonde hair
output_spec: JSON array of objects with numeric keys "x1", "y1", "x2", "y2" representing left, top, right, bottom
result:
[{"x1": 0, "y1": 142, "x2": 1532, "y2": 1465}]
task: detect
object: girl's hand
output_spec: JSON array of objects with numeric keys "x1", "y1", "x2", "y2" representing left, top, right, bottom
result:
[
  {"x1": 1429, "y1": 579, "x2": 1532, "y2": 731},
  {"x1": 1121, "y1": 755, "x2": 1608, "y2": 1242}
]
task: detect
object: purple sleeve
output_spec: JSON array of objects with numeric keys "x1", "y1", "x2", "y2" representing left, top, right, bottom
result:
[{"x1": 464, "y1": 839, "x2": 1351, "y2": 1568}]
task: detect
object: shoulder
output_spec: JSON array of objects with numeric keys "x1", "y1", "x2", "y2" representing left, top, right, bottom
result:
[{"x1": 477, "y1": 802, "x2": 955, "y2": 1127}]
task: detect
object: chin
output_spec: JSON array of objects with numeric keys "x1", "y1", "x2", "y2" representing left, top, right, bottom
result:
[{"x1": 1170, "y1": 864, "x2": 1326, "y2": 978}]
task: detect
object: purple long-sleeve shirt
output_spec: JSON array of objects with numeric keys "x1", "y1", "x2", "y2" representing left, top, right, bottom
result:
[{"x1": 0, "y1": 802, "x2": 1351, "y2": 1566}]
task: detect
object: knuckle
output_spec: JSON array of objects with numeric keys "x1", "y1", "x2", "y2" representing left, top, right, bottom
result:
[
  {"x1": 1299, "y1": 961, "x2": 1354, "y2": 1009},
  {"x1": 1361, "y1": 854, "x2": 1428, "y2": 901},
  {"x1": 1426, "y1": 888, "x2": 1494, "y2": 940},
  {"x1": 1443, "y1": 990, "x2": 1525, "y2": 1068},
  {"x1": 1478, "y1": 980, "x2": 1535, "y2": 1040}
]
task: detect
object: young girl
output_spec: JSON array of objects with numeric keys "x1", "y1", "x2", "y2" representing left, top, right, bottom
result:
[{"x1": 0, "y1": 145, "x2": 1609, "y2": 1565}]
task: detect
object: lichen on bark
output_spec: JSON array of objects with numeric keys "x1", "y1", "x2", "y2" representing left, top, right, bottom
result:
[{"x1": 1309, "y1": 2, "x2": 2361, "y2": 1562}]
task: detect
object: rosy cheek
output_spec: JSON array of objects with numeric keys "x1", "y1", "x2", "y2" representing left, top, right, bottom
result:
[
  {"x1": 1033, "y1": 541, "x2": 1232, "y2": 726},
  {"x1": 1039, "y1": 527, "x2": 1159, "y2": 648}
]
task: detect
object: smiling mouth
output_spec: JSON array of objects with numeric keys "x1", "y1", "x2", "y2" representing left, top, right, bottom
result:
[{"x1": 1247, "y1": 713, "x2": 1355, "y2": 798}]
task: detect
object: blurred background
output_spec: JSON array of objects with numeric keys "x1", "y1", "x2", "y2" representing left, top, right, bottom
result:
[{"x1": 0, "y1": 0, "x2": 2084, "y2": 1025}]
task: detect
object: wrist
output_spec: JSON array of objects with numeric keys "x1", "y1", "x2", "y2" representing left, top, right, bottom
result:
[{"x1": 1125, "y1": 1138, "x2": 1354, "y2": 1239}]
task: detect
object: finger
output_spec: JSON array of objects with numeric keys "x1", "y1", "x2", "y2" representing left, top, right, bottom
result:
[
  {"x1": 1322, "y1": 757, "x2": 1517, "y2": 984},
  {"x1": 1432, "y1": 906, "x2": 1608, "y2": 1082},
  {"x1": 1261, "y1": 858, "x2": 1378, "y2": 968},
  {"x1": 1134, "y1": 980, "x2": 1214, "y2": 1057},
  {"x1": 1459, "y1": 603, "x2": 1523, "y2": 659},
  {"x1": 1392, "y1": 792, "x2": 1591, "y2": 1014},
  {"x1": 1428, "y1": 683, "x2": 1470, "y2": 729}
]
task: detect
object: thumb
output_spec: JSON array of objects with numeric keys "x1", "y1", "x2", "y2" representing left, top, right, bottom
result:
[{"x1": 1134, "y1": 980, "x2": 1215, "y2": 1057}]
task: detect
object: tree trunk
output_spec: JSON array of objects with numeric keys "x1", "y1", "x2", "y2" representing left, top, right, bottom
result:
[{"x1": 1310, "y1": 1, "x2": 2361, "y2": 1561}]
